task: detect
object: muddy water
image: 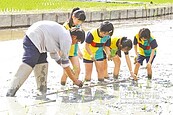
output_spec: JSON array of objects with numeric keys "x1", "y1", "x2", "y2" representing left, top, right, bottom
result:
[
  {"x1": 0, "y1": 15, "x2": 173, "y2": 115},
  {"x1": 0, "y1": 28, "x2": 25, "y2": 41}
]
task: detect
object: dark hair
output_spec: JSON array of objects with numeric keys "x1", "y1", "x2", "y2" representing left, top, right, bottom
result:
[
  {"x1": 70, "y1": 28, "x2": 85, "y2": 44},
  {"x1": 99, "y1": 21, "x2": 114, "y2": 36},
  {"x1": 121, "y1": 37, "x2": 132, "y2": 51},
  {"x1": 68, "y1": 7, "x2": 86, "y2": 28},
  {"x1": 139, "y1": 28, "x2": 151, "y2": 40},
  {"x1": 73, "y1": 10, "x2": 86, "y2": 21}
]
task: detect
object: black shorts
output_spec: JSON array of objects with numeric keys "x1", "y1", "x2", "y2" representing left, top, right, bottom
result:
[
  {"x1": 137, "y1": 54, "x2": 156, "y2": 65},
  {"x1": 83, "y1": 58, "x2": 104, "y2": 63},
  {"x1": 22, "y1": 36, "x2": 48, "y2": 68}
]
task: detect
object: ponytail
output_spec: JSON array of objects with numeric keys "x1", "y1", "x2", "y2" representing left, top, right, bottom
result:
[
  {"x1": 99, "y1": 21, "x2": 114, "y2": 36},
  {"x1": 68, "y1": 7, "x2": 86, "y2": 28}
]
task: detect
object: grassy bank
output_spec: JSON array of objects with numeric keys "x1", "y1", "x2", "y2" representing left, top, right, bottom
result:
[
  {"x1": 0, "y1": 0, "x2": 172, "y2": 13},
  {"x1": 125, "y1": 0, "x2": 172, "y2": 3}
]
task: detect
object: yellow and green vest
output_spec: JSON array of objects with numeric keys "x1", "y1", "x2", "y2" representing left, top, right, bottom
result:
[
  {"x1": 135, "y1": 34, "x2": 156, "y2": 56},
  {"x1": 63, "y1": 22, "x2": 78, "y2": 56},
  {"x1": 83, "y1": 29, "x2": 110, "y2": 60},
  {"x1": 110, "y1": 37, "x2": 119, "y2": 57}
]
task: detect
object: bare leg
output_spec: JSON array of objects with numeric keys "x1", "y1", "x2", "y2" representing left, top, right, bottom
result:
[
  {"x1": 70, "y1": 56, "x2": 81, "y2": 79},
  {"x1": 60, "y1": 70, "x2": 68, "y2": 85},
  {"x1": 61, "y1": 56, "x2": 80, "y2": 85},
  {"x1": 112, "y1": 56, "x2": 121, "y2": 79},
  {"x1": 103, "y1": 59, "x2": 109, "y2": 79},
  {"x1": 147, "y1": 64, "x2": 152, "y2": 79},
  {"x1": 134, "y1": 62, "x2": 140, "y2": 80},
  {"x1": 84, "y1": 63, "x2": 93, "y2": 81},
  {"x1": 95, "y1": 61, "x2": 104, "y2": 81}
]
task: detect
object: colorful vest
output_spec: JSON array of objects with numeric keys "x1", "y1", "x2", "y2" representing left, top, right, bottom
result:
[
  {"x1": 135, "y1": 34, "x2": 156, "y2": 56},
  {"x1": 83, "y1": 29, "x2": 110, "y2": 60},
  {"x1": 63, "y1": 22, "x2": 78, "y2": 56},
  {"x1": 110, "y1": 37, "x2": 119, "y2": 57}
]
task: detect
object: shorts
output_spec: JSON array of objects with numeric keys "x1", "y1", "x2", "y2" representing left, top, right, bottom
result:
[
  {"x1": 22, "y1": 36, "x2": 48, "y2": 68},
  {"x1": 137, "y1": 54, "x2": 156, "y2": 65},
  {"x1": 83, "y1": 58, "x2": 104, "y2": 63}
]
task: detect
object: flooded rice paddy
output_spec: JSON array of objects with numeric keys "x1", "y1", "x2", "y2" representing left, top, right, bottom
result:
[{"x1": 0, "y1": 14, "x2": 173, "y2": 115}]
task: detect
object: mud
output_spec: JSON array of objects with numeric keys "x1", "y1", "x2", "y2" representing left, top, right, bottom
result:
[{"x1": 0, "y1": 14, "x2": 173, "y2": 115}]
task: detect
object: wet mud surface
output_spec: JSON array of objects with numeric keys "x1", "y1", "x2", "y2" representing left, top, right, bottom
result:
[{"x1": 0, "y1": 14, "x2": 173, "y2": 114}]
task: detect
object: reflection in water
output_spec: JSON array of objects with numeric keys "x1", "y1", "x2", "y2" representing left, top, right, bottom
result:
[
  {"x1": 51, "y1": 79, "x2": 155, "y2": 104},
  {"x1": 0, "y1": 28, "x2": 26, "y2": 41},
  {"x1": 53, "y1": 80, "x2": 129, "y2": 103},
  {"x1": 56, "y1": 86, "x2": 107, "y2": 103}
]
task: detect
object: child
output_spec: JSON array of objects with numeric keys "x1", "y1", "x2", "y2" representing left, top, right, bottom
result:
[
  {"x1": 103, "y1": 37, "x2": 136, "y2": 79},
  {"x1": 61, "y1": 7, "x2": 86, "y2": 85},
  {"x1": 133, "y1": 28, "x2": 158, "y2": 80},
  {"x1": 83, "y1": 21, "x2": 114, "y2": 81}
]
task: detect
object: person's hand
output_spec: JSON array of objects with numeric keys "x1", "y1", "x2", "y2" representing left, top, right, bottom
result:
[
  {"x1": 74, "y1": 80, "x2": 83, "y2": 87},
  {"x1": 134, "y1": 55, "x2": 138, "y2": 64},
  {"x1": 78, "y1": 51, "x2": 83, "y2": 59},
  {"x1": 130, "y1": 71, "x2": 138, "y2": 81},
  {"x1": 146, "y1": 62, "x2": 151, "y2": 69},
  {"x1": 107, "y1": 54, "x2": 113, "y2": 61},
  {"x1": 133, "y1": 74, "x2": 138, "y2": 81},
  {"x1": 90, "y1": 55, "x2": 96, "y2": 61}
]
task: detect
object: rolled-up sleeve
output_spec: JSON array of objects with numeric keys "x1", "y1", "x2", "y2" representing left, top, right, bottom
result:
[
  {"x1": 61, "y1": 51, "x2": 70, "y2": 68},
  {"x1": 50, "y1": 52, "x2": 70, "y2": 68}
]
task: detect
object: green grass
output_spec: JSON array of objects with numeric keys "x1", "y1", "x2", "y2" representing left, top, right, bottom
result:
[
  {"x1": 0, "y1": 0, "x2": 172, "y2": 13},
  {"x1": 125, "y1": 0, "x2": 172, "y2": 3}
]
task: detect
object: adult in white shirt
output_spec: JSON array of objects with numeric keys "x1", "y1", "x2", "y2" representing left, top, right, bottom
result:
[{"x1": 6, "y1": 20, "x2": 85, "y2": 97}]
